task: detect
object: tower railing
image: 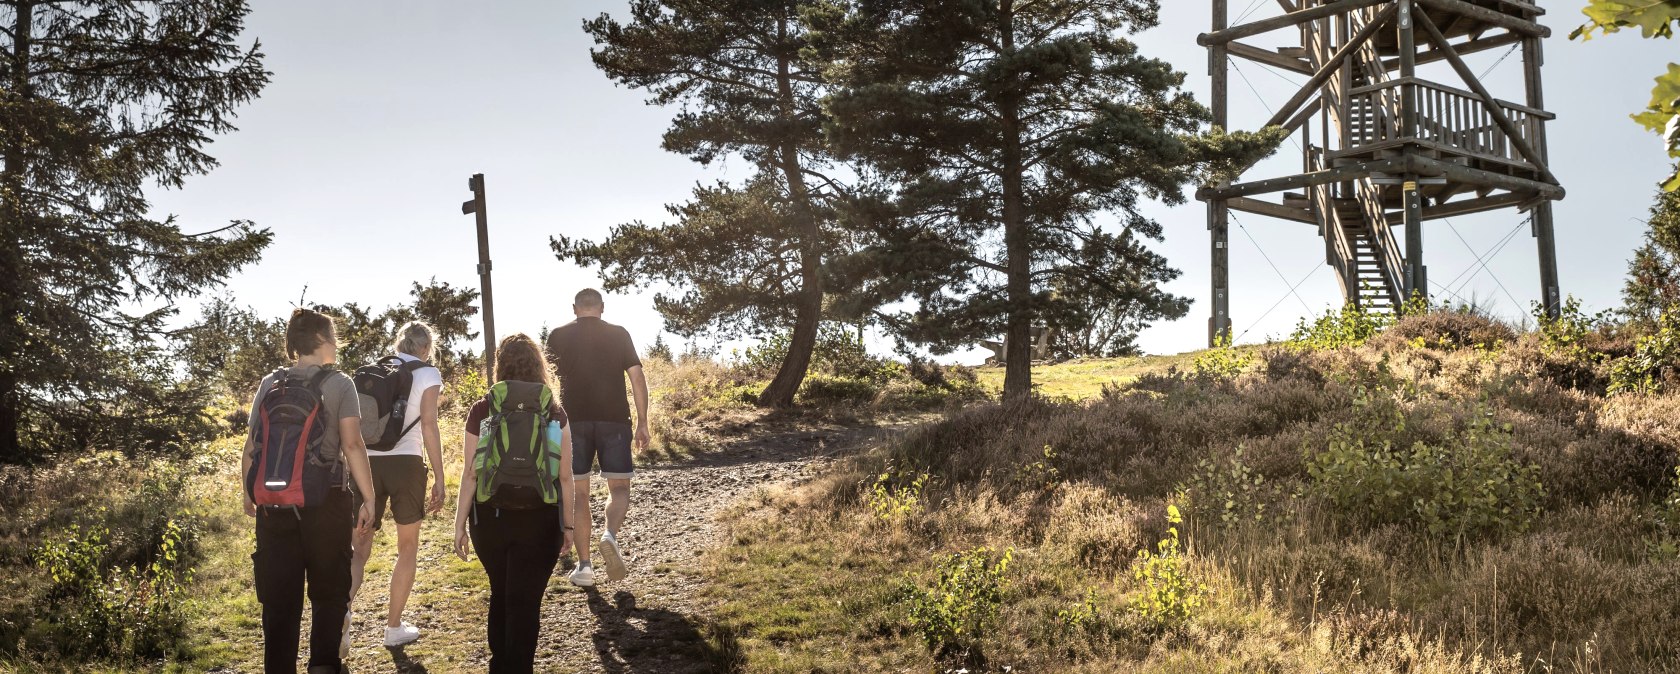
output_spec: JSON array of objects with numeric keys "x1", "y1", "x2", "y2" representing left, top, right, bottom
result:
[{"x1": 1342, "y1": 78, "x2": 1551, "y2": 166}]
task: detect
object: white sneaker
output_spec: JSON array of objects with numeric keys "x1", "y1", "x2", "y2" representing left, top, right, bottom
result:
[
  {"x1": 383, "y1": 622, "x2": 420, "y2": 648},
  {"x1": 339, "y1": 609, "x2": 352, "y2": 658},
  {"x1": 569, "y1": 563, "x2": 596, "y2": 587},
  {"x1": 600, "y1": 532, "x2": 628, "y2": 582}
]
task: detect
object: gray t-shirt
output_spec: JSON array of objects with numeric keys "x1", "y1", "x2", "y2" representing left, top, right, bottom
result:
[{"x1": 249, "y1": 365, "x2": 361, "y2": 474}]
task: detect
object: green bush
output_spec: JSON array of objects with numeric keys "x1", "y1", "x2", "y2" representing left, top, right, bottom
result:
[
  {"x1": 902, "y1": 546, "x2": 1014, "y2": 655},
  {"x1": 1181, "y1": 444, "x2": 1278, "y2": 528},
  {"x1": 1609, "y1": 309, "x2": 1680, "y2": 395},
  {"x1": 1305, "y1": 390, "x2": 1544, "y2": 540},
  {"x1": 796, "y1": 374, "x2": 879, "y2": 405},
  {"x1": 1290, "y1": 302, "x2": 1393, "y2": 351},
  {"x1": 1127, "y1": 504, "x2": 1206, "y2": 630},
  {"x1": 1192, "y1": 335, "x2": 1253, "y2": 380},
  {"x1": 740, "y1": 322, "x2": 893, "y2": 381},
  {"x1": 33, "y1": 516, "x2": 195, "y2": 661},
  {"x1": 867, "y1": 468, "x2": 928, "y2": 522}
]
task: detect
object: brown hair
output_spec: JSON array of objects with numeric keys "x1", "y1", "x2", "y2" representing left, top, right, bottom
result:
[
  {"x1": 286, "y1": 308, "x2": 337, "y2": 359},
  {"x1": 493, "y1": 333, "x2": 554, "y2": 388},
  {"x1": 574, "y1": 288, "x2": 603, "y2": 310}
]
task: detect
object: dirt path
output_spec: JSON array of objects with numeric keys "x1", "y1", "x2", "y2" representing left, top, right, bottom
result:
[{"x1": 329, "y1": 416, "x2": 900, "y2": 674}]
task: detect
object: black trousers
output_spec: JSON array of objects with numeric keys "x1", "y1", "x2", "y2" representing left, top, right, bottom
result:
[
  {"x1": 253, "y1": 489, "x2": 353, "y2": 673},
  {"x1": 469, "y1": 503, "x2": 561, "y2": 674}
]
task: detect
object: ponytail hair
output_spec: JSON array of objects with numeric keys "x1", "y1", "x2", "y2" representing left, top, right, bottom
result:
[{"x1": 391, "y1": 321, "x2": 436, "y2": 361}]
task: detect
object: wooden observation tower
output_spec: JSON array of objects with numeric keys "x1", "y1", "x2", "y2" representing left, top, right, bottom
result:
[{"x1": 1197, "y1": 0, "x2": 1563, "y2": 345}]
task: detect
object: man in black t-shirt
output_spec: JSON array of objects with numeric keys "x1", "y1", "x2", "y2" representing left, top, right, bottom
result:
[{"x1": 545, "y1": 288, "x2": 650, "y2": 587}]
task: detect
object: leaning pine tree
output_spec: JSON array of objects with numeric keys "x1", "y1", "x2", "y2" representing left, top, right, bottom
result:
[
  {"x1": 560, "y1": 0, "x2": 843, "y2": 407},
  {"x1": 0, "y1": 1, "x2": 272, "y2": 459},
  {"x1": 815, "y1": 0, "x2": 1282, "y2": 400}
]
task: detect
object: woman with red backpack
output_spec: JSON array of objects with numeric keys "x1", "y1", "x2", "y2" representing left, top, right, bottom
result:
[
  {"x1": 242, "y1": 308, "x2": 377, "y2": 674},
  {"x1": 453, "y1": 333, "x2": 575, "y2": 674}
]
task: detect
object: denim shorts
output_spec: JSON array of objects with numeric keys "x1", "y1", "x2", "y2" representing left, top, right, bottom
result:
[{"x1": 571, "y1": 421, "x2": 633, "y2": 480}]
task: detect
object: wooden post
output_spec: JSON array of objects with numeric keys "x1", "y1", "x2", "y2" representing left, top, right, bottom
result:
[
  {"x1": 1397, "y1": 0, "x2": 1417, "y2": 138},
  {"x1": 1523, "y1": 36, "x2": 1561, "y2": 318},
  {"x1": 1403, "y1": 175, "x2": 1426, "y2": 303},
  {"x1": 463, "y1": 173, "x2": 497, "y2": 381},
  {"x1": 1210, "y1": 0, "x2": 1232, "y2": 346}
]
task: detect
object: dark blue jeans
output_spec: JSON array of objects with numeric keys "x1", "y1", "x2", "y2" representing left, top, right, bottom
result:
[{"x1": 570, "y1": 421, "x2": 633, "y2": 479}]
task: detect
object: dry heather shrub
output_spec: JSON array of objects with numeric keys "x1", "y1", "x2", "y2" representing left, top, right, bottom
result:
[
  {"x1": 1040, "y1": 485, "x2": 1149, "y2": 572},
  {"x1": 1374, "y1": 311, "x2": 1517, "y2": 351}
]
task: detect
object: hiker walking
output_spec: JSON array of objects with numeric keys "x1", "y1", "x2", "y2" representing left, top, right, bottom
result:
[
  {"x1": 348, "y1": 322, "x2": 446, "y2": 649},
  {"x1": 545, "y1": 288, "x2": 650, "y2": 587},
  {"x1": 243, "y1": 308, "x2": 377, "y2": 674},
  {"x1": 453, "y1": 333, "x2": 575, "y2": 674}
]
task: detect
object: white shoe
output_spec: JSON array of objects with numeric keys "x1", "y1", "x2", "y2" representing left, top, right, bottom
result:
[
  {"x1": 339, "y1": 609, "x2": 352, "y2": 658},
  {"x1": 569, "y1": 563, "x2": 596, "y2": 587},
  {"x1": 383, "y1": 622, "x2": 420, "y2": 648},
  {"x1": 600, "y1": 532, "x2": 628, "y2": 582}
]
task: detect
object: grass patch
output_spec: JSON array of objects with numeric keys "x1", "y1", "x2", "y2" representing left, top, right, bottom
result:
[{"x1": 705, "y1": 311, "x2": 1680, "y2": 672}]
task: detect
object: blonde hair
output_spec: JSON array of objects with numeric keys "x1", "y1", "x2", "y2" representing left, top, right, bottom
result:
[{"x1": 391, "y1": 321, "x2": 435, "y2": 361}]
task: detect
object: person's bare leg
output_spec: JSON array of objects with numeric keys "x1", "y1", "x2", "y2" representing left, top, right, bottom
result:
[
  {"x1": 605, "y1": 478, "x2": 631, "y2": 537},
  {"x1": 572, "y1": 477, "x2": 593, "y2": 564},
  {"x1": 386, "y1": 522, "x2": 420, "y2": 627},
  {"x1": 350, "y1": 527, "x2": 376, "y2": 600}
]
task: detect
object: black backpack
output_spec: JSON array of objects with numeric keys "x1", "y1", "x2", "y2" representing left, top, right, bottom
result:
[
  {"x1": 247, "y1": 368, "x2": 342, "y2": 509},
  {"x1": 354, "y1": 355, "x2": 428, "y2": 451}
]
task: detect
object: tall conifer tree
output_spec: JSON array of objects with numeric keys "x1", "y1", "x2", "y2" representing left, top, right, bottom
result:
[
  {"x1": 815, "y1": 0, "x2": 1280, "y2": 399},
  {"x1": 564, "y1": 0, "x2": 840, "y2": 407},
  {"x1": 1, "y1": 1, "x2": 271, "y2": 459}
]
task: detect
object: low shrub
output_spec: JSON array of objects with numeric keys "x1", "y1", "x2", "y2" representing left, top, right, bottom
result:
[
  {"x1": 1305, "y1": 390, "x2": 1544, "y2": 540},
  {"x1": 1192, "y1": 335, "x2": 1253, "y2": 380},
  {"x1": 796, "y1": 374, "x2": 879, "y2": 406},
  {"x1": 1127, "y1": 505, "x2": 1206, "y2": 631},
  {"x1": 867, "y1": 468, "x2": 928, "y2": 522},
  {"x1": 1181, "y1": 444, "x2": 1280, "y2": 528},
  {"x1": 1289, "y1": 302, "x2": 1392, "y2": 350},
  {"x1": 30, "y1": 514, "x2": 195, "y2": 661},
  {"x1": 1377, "y1": 309, "x2": 1516, "y2": 351},
  {"x1": 902, "y1": 546, "x2": 1014, "y2": 656},
  {"x1": 1609, "y1": 309, "x2": 1680, "y2": 395}
]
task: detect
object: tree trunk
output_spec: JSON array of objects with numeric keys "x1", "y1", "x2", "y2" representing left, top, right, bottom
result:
[
  {"x1": 999, "y1": 0, "x2": 1033, "y2": 402},
  {"x1": 0, "y1": 3, "x2": 32, "y2": 461},
  {"x1": 757, "y1": 14, "x2": 823, "y2": 408}
]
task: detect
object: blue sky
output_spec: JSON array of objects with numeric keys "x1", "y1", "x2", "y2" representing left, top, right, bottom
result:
[{"x1": 147, "y1": 1, "x2": 1679, "y2": 361}]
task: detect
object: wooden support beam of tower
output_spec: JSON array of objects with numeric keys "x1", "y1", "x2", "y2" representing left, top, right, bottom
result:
[
  {"x1": 1407, "y1": 155, "x2": 1564, "y2": 198},
  {"x1": 1198, "y1": 0, "x2": 1387, "y2": 46},
  {"x1": 1414, "y1": 10, "x2": 1559, "y2": 187},
  {"x1": 1381, "y1": 31, "x2": 1524, "y2": 70},
  {"x1": 1414, "y1": 0, "x2": 1549, "y2": 37},
  {"x1": 1229, "y1": 196, "x2": 1316, "y2": 224},
  {"x1": 1199, "y1": 157, "x2": 1409, "y2": 200},
  {"x1": 1264, "y1": 3, "x2": 1400, "y2": 129},
  {"x1": 1228, "y1": 41, "x2": 1314, "y2": 75}
]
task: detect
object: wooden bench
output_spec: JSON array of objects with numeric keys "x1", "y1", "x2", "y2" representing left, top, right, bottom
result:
[{"x1": 980, "y1": 326, "x2": 1054, "y2": 365}]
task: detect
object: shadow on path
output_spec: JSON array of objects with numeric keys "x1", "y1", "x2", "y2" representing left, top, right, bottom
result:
[
  {"x1": 584, "y1": 588, "x2": 740, "y2": 674},
  {"x1": 383, "y1": 645, "x2": 429, "y2": 673}
]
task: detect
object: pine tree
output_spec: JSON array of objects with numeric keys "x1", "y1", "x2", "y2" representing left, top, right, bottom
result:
[
  {"x1": 564, "y1": 0, "x2": 842, "y2": 407},
  {"x1": 1, "y1": 1, "x2": 271, "y2": 460},
  {"x1": 1624, "y1": 185, "x2": 1680, "y2": 323},
  {"x1": 814, "y1": 0, "x2": 1282, "y2": 399}
]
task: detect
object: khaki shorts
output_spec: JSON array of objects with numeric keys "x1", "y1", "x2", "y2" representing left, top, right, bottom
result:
[{"x1": 368, "y1": 455, "x2": 427, "y2": 528}]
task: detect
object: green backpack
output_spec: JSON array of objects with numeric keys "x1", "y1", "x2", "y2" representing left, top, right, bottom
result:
[{"x1": 473, "y1": 380, "x2": 564, "y2": 506}]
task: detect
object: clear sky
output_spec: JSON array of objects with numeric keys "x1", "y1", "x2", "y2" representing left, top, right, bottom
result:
[{"x1": 147, "y1": 1, "x2": 1679, "y2": 361}]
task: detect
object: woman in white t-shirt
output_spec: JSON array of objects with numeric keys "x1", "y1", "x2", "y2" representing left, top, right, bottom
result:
[{"x1": 348, "y1": 322, "x2": 445, "y2": 648}]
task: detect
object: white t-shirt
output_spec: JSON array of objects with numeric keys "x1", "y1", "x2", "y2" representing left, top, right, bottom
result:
[{"x1": 383, "y1": 352, "x2": 442, "y2": 458}]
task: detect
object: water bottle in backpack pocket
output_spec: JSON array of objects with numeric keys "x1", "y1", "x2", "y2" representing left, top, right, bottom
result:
[
  {"x1": 474, "y1": 380, "x2": 564, "y2": 507},
  {"x1": 246, "y1": 368, "x2": 340, "y2": 509}
]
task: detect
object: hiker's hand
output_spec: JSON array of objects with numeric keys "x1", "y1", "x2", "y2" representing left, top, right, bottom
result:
[
  {"x1": 635, "y1": 422, "x2": 651, "y2": 452},
  {"x1": 355, "y1": 501, "x2": 375, "y2": 536},
  {"x1": 428, "y1": 480, "x2": 446, "y2": 514},
  {"x1": 562, "y1": 530, "x2": 575, "y2": 555},
  {"x1": 454, "y1": 526, "x2": 472, "y2": 561},
  {"x1": 243, "y1": 497, "x2": 256, "y2": 517}
]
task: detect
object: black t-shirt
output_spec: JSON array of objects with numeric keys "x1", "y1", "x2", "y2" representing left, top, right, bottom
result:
[{"x1": 545, "y1": 317, "x2": 641, "y2": 423}]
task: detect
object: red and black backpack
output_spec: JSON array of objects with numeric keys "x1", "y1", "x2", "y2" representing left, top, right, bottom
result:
[{"x1": 246, "y1": 367, "x2": 342, "y2": 509}]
